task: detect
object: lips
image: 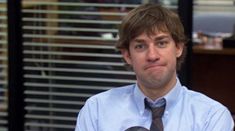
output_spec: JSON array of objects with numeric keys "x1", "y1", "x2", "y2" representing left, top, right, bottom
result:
[{"x1": 144, "y1": 64, "x2": 165, "y2": 70}]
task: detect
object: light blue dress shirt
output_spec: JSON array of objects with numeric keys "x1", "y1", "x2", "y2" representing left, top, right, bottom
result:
[{"x1": 75, "y1": 79, "x2": 234, "y2": 131}]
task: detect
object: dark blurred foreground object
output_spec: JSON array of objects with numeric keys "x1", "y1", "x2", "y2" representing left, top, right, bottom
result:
[
  {"x1": 223, "y1": 24, "x2": 235, "y2": 48},
  {"x1": 125, "y1": 126, "x2": 149, "y2": 131}
]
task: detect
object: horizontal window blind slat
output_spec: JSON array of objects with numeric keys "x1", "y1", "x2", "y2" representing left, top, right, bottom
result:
[
  {"x1": 22, "y1": 9, "x2": 127, "y2": 16},
  {"x1": 0, "y1": 65, "x2": 7, "y2": 68},
  {"x1": 25, "y1": 106, "x2": 79, "y2": 113},
  {"x1": 23, "y1": 50, "x2": 121, "y2": 58},
  {"x1": 25, "y1": 90, "x2": 92, "y2": 98},
  {"x1": 0, "y1": 97, "x2": 7, "y2": 101},
  {"x1": 23, "y1": 42, "x2": 115, "y2": 49},
  {"x1": 24, "y1": 66, "x2": 134, "y2": 75},
  {"x1": 0, "y1": 57, "x2": 7, "y2": 60},
  {"x1": 0, "y1": 48, "x2": 7, "y2": 52},
  {"x1": 22, "y1": 1, "x2": 176, "y2": 9},
  {"x1": 24, "y1": 74, "x2": 136, "y2": 83},
  {"x1": 23, "y1": 34, "x2": 118, "y2": 41},
  {"x1": 0, "y1": 72, "x2": 7, "y2": 77},
  {"x1": 0, "y1": 88, "x2": 7, "y2": 92},
  {"x1": 0, "y1": 16, "x2": 7, "y2": 19},
  {"x1": 0, "y1": 33, "x2": 7, "y2": 36},
  {"x1": 0, "y1": 112, "x2": 7, "y2": 117},
  {"x1": 0, "y1": 120, "x2": 7, "y2": 124},
  {"x1": 0, "y1": 24, "x2": 7, "y2": 28},
  {"x1": 23, "y1": 58, "x2": 124, "y2": 66},
  {"x1": 25, "y1": 114, "x2": 76, "y2": 121},
  {"x1": 0, "y1": 81, "x2": 7, "y2": 85},
  {"x1": 0, "y1": 8, "x2": 6, "y2": 12},
  {"x1": 24, "y1": 82, "x2": 112, "y2": 90},
  {"x1": 22, "y1": 1, "x2": 139, "y2": 8},
  {"x1": 23, "y1": 18, "x2": 121, "y2": 24},
  {"x1": 23, "y1": 26, "x2": 118, "y2": 33},
  {"x1": 25, "y1": 98, "x2": 85, "y2": 105},
  {"x1": 0, "y1": 41, "x2": 7, "y2": 44}
]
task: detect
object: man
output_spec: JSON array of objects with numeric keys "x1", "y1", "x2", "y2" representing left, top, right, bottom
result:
[{"x1": 75, "y1": 4, "x2": 234, "y2": 131}]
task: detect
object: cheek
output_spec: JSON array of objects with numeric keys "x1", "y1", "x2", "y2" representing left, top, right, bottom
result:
[
  {"x1": 162, "y1": 50, "x2": 177, "y2": 65},
  {"x1": 130, "y1": 56, "x2": 144, "y2": 70},
  {"x1": 131, "y1": 58, "x2": 140, "y2": 68}
]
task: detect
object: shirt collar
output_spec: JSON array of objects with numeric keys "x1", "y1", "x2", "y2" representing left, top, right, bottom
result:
[
  {"x1": 133, "y1": 84, "x2": 146, "y2": 115},
  {"x1": 133, "y1": 78, "x2": 182, "y2": 115},
  {"x1": 163, "y1": 78, "x2": 182, "y2": 111}
]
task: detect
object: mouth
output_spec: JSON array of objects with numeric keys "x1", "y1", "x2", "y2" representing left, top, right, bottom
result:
[{"x1": 144, "y1": 64, "x2": 164, "y2": 70}]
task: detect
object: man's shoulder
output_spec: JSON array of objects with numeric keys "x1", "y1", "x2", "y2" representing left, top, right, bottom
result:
[
  {"x1": 181, "y1": 87, "x2": 234, "y2": 130},
  {"x1": 183, "y1": 87, "x2": 228, "y2": 111}
]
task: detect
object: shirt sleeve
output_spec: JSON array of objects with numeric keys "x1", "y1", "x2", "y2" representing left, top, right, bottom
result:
[
  {"x1": 75, "y1": 98, "x2": 98, "y2": 131},
  {"x1": 203, "y1": 106, "x2": 234, "y2": 131}
]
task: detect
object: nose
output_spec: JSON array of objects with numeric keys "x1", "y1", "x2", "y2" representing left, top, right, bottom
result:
[{"x1": 146, "y1": 45, "x2": 160, "y2": 62}]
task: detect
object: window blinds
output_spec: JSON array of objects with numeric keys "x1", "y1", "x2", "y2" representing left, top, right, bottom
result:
[
  {"x1": 22, "y1": 1, "x2": 138, "y2": 131},
  {"x1": 0, "y1": 1, "x2": 8, "y2": 131}
]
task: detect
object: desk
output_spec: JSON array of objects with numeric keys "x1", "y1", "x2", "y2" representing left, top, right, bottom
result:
[{"x1": 192, "y1": 45, "x2": 235, "y2": 113}]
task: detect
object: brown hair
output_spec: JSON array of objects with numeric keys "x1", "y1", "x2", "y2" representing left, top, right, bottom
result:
[{"x1": 116, "y1": 4, "x2": 188, "y2": 71}]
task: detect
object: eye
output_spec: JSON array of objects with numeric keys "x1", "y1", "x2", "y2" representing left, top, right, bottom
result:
[
  {"x1": 156, "y1": 40, "x2": 168, "y2": 48},
  {"x1": 134, "y1": 43, "x2": 146, "y2": 51},
  {"x1": 135, "y1": 44, "x2": 145, "y2": 49}
]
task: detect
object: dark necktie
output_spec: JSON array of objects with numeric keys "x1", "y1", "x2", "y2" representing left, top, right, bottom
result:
[{"x1": 146, "y1": 102, "x2": 166, "y2": 131}]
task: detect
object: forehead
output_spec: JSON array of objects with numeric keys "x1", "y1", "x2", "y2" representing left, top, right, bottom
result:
[{"x1": 133, "y1": 31, "x2": 172, "y2": 40}]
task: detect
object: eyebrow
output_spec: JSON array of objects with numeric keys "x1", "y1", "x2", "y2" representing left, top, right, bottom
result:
[
  {"x1": 133, "y1": 35, "x2": 171, "y2": 42},
  {"x1": 154, "y1": 35, "x2": 171, "y2": 41},
  {"x1": 132, "y1": 39, "x2": 145, "y2": 43}
]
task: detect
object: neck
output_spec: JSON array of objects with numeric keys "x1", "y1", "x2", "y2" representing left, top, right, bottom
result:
[{"x1": 139, "y1": 74, "x2": 177, "y2": 101}]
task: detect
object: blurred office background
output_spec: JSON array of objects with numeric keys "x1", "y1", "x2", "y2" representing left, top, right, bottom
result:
[{"x1": 0, "y1": 0, "x2": 234, "y2": 131}]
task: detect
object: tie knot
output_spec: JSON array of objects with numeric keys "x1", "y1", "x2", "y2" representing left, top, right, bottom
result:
[
  {"x1": 145, "y1": 100, "x2": 165, "y2": 118},
  {"x1": 151, "y1": 105, "x2": 165, "y2": 118}
]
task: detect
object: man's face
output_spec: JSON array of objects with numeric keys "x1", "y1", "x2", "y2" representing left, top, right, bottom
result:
[{"x1": 122, "y1": 31, "x2": 183, "y2": 91}]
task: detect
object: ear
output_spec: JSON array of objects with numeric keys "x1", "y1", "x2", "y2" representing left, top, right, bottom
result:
[
  {"x1": 121, "y1": 49, "x2": 132, "y2": 65},
  {"x1": 176, "y1": 43, "x2": 184, "y2": 58}
]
